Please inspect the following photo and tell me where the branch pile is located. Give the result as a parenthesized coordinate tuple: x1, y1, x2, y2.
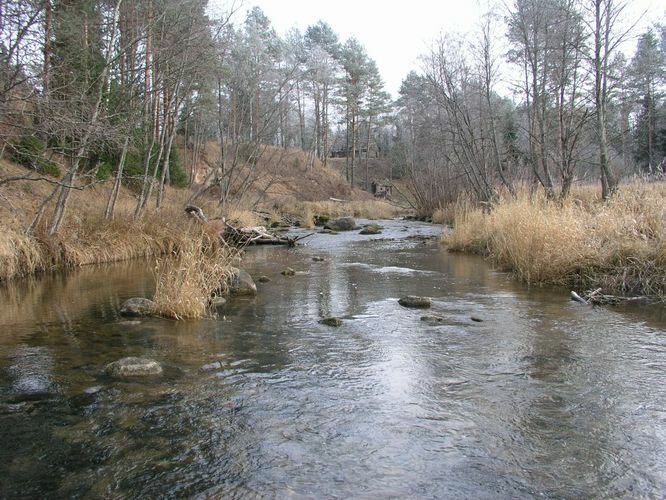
(222, 222, 313, 247)
(185, 205, 313, 247)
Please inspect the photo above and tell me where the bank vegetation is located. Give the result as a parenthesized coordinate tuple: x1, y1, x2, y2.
(443, 183, 666, 299)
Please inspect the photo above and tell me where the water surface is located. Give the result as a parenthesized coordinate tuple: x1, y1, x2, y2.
(1, 219, 665, 498)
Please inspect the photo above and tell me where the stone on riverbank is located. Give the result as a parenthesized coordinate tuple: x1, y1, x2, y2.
(399, 296, 432, 308)
(119, 298, 157, 317)
(105, 357, 163, 378)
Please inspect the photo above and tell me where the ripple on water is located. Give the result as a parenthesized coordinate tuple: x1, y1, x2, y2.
(0, 220, 665, 498)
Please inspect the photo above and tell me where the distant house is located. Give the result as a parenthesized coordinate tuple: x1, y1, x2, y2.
(371, 180, 392, 198)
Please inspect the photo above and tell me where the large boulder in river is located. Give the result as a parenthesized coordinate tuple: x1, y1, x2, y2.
(324, 217, 358, 232)
(228, 267, 257, 296)
(398, 296, 432, 308)
(120, 298, 157, 317)
(105, 357, 163, 378)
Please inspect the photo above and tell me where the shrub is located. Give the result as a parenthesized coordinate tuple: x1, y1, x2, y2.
(9, 136, 61, 177)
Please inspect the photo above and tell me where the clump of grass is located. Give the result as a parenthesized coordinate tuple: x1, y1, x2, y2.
(443, 182, 666, 298)
(443, 198, 489, 254)
(432, 206, 454, 225)
(223, 207, 261, 228)
(349, 200, 401, 219)
(287, 202, 315, 228)
(152, 230, 234, 319)
(0, 228, 44, 280)
(279, 199, 403, 221)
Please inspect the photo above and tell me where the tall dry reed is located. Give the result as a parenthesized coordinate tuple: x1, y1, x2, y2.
(280, 199, 402, 221)
(152, 229, 236, 319)
(442, 182, 666, 297)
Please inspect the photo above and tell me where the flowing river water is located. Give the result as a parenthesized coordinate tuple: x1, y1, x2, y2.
(1, 219, 665, 498)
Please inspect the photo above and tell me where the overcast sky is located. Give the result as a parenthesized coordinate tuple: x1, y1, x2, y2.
(213, 0, 665, 100)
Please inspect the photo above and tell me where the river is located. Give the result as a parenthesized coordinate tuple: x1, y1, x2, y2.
(1, 219, 665, 498)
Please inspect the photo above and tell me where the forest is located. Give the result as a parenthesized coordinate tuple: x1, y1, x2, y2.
(0, 0, 665, 298)
(2, 0, 665, 217)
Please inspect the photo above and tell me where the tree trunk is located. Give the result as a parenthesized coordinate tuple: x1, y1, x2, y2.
(105, 135, 129, 220)
(365, 115, 372, 190)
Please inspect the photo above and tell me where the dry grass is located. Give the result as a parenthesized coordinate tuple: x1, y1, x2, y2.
(0, 228, 44, 280)
(152, 229, 235, 320)
(280, 199, 403, 221)
(442, 182, 666, 298)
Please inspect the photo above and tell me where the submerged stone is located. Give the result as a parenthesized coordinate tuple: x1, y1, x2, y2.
(209, 297, 227, 308)
(119, 298, 157, 317)
(319, 317, 343, 327)
(281, 267, 296, 276)
(399, 296, 432, 308)
(421, 314, 447, 322)
(257, 276, 271, 283)
(312, 256, 326, 262)
(105, 357, 163, 378)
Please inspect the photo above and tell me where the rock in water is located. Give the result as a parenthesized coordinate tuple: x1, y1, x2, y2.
(105, 357, 163, 378)
(209, 297, 227, 308)
(324, 217, 358, 232)
(228, 267, 257, 296)
(119, 298, 157, 317)
(359, 224, 382, 235)
(319, 317, 343, 327)
(257, 276, 271, 283)
(421, 314, 446, 322)
(399, 296, 432, 308)
(281, 267, 296, 276)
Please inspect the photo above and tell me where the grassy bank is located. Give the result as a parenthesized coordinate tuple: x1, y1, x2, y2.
(0, 153, 405, 283)
(443, 183, 666, 299)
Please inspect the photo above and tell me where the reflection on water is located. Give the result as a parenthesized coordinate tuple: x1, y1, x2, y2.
(0, 219, 665, 498)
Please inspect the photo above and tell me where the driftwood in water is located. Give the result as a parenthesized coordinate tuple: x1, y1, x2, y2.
(185, 205, 314, 247)
(222, 222, 314, 247)
(571, 287, 651, 306)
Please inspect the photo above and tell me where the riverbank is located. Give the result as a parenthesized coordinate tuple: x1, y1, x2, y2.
(0, 157, 403, 283)
(443, 182, 666, 300)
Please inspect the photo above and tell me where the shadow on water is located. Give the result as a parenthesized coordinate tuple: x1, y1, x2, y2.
(0, 219, 665, 498)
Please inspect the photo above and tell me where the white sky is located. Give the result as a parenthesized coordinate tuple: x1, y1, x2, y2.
(213, 0, 665, 100)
